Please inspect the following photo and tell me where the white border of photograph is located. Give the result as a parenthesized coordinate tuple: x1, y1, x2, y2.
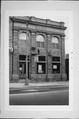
(1, 1, 76, 118)
(3, 9, 73, 111)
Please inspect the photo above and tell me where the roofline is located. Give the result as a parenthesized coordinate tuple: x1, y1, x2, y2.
(10, 17, 67, 30)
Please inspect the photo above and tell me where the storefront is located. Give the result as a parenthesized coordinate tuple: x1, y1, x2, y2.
(9, 16, 67, 82)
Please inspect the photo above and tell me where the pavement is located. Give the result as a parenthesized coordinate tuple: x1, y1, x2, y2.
(9, 81, 69, 94)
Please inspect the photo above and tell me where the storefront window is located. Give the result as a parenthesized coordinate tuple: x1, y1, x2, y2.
(37, 56, 46, 74)
(52, 63, 60, 73)
(37, 63, 46, 74)
(52, 56, 60, 74)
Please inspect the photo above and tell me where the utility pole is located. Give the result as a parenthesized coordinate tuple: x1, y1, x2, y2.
(25, 22, 29, 85)
(46, 34, 49, 82)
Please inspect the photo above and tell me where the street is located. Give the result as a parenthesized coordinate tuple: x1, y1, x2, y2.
(9, 87, 69, 105)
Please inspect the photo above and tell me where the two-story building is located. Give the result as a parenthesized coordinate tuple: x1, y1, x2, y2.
(9, 16, 67, 82)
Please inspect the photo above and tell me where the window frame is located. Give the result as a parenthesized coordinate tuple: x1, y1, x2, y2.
(37, 63, 46, 74)
(52, 56, 60, 74)
(37, 55, 46, 74)
(19, 32, 27, 40)
(36, 34, 45, 48)
(52, 63, 60, 74)
(51, 36, 59, 49)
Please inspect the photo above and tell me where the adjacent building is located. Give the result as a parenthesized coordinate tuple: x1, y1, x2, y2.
(65, 54, 69, 81)
(9, 16, 67, 82)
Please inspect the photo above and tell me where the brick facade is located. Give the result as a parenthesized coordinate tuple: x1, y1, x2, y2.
(9, 16, 67, 82)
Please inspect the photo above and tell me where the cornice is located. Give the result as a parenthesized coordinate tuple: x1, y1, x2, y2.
(10, 17, 67, 30)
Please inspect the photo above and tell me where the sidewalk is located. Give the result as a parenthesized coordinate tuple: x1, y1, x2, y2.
(9, 81, 69, 91)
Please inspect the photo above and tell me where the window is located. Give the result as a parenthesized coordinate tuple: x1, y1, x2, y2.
(52, 63, 60, 73)
(19, 55, 26, 60)
(37, 56, 46, 74)
(52, 56, 60, 74)
(37, 63, 46, 74)
(52, 56, 60, 61)
(36, 35, 45, 48)
(19, 33, 27, 40)
(39, 56, 46, 61)
(52, 37, 59, 49)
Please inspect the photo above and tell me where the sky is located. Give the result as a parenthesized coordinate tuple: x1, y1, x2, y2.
(19, 10, 69, 54)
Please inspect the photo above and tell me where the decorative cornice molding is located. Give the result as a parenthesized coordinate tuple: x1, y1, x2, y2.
(10, 16, 67, 30)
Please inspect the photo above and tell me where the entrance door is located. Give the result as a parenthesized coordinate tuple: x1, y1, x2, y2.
(19, 62, 26, 79)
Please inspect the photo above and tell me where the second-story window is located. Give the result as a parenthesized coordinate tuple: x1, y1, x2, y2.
(19, 33, 27, 40)
(52, 37, 59, 49)
(36, 35, 45, 48)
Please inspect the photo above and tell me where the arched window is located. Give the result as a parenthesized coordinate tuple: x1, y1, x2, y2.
(36, 35, 45, 48)
(19, 33, 27, 40)
(52, 37, 59, 49)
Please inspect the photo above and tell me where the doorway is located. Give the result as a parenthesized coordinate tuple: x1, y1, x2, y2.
(19, 62, 26, 79)
(19, 62, 30, 79)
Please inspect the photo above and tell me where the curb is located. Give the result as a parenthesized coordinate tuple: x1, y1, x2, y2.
(9, 84, 69, 94)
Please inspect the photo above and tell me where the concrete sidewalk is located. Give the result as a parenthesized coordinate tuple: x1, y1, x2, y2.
(9, 81, 69, 90)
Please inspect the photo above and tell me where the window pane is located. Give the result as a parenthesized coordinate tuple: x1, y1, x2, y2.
(41, 42, 44, 48)
(52, 63, 60, 73)
(19, 55, 26, 60)
(36, 35, 44, 42)
(52, 43, 55, 49)
(37, 63, 46, 74)
(39, 56, 45, 61)
(19, 33, 26, 40)
(52, 57, 60, 61)
(37, 41, 40, 47)
(52, 37, 59, 43)
(56, 44, 59, 49)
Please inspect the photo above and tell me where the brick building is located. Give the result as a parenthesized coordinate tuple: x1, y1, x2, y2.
(9, 16, 67, 82)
